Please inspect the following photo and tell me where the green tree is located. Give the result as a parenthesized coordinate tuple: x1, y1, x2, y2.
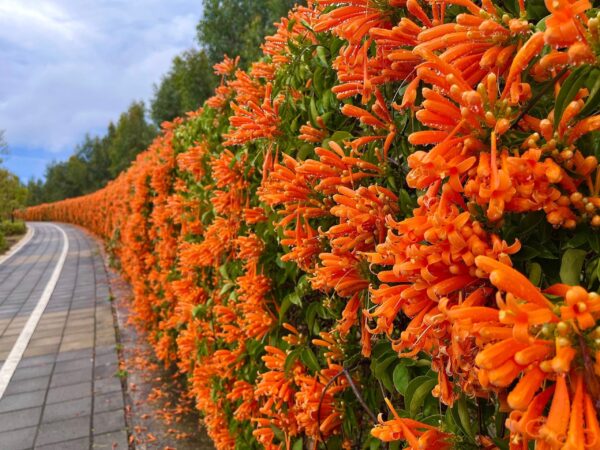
(26, 178, 46, 206)
(196, 0, 301, 68)
(0, 168, 28, 221)
(75, 134, 112, 192)
(43, 160, 81, 202)
(107, 101, 157, 177)
(151, 73, 182, 126)
(151, 49, 215, 125)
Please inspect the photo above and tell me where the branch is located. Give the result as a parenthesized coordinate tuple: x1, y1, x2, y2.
(343, 368, 378, 424)
(317, 369, 346, 443)
(317, 365, 379, 445)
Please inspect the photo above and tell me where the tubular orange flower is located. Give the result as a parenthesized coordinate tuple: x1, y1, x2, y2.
(372, 398, 451, 448)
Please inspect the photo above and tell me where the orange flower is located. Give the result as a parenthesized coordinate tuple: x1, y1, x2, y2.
(544, 0, 592, 47)
(372, 398, 451, 448)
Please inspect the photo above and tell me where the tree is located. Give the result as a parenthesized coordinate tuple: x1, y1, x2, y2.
(151, 49, 215, 125)
(26, 178, 45, 206)
(196, 0, 301, 68)
(30, 103, 155, 204)
(107, 101, 157, 177)
(75, 134, 112, 192)
(43, 160, 78, 202)
(151, 73, 182, 126)
(0, 168, 28, 221)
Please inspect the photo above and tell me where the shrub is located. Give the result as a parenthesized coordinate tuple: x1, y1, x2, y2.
(0, 220, 26, 236)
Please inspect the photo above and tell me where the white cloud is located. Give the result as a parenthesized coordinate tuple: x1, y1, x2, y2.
(0, 0, 201, 179)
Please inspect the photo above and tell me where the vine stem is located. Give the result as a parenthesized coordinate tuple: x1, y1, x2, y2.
(510, 67, 568, 129)
(317, 369, 346, 443)
(316, 366, 379, 444)
(343, 368, 378, 424)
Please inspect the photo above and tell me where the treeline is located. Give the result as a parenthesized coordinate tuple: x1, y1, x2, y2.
(28, 0, 299, 205)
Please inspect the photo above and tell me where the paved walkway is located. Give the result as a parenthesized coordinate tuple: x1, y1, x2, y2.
(0, 222, 128, 450)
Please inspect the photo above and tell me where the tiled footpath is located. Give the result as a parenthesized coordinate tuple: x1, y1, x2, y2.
(0, 222, 128, 449)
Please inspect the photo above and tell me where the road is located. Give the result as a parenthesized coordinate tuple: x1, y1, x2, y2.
(0, 222, 128, 450)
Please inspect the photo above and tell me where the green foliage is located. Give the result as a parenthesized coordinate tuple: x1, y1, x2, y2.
(34, 103, 156, 204)
(0, 220, 26, 236)
(26, 178, 45, 206)
(197, 0, 302, 67)
(0, 168, 28, 221)
(151, 49, 216, 125)
(107, 101, 157, 177)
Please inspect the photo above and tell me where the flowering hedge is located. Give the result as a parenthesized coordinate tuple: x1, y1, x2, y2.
(24, 1, 600, 448)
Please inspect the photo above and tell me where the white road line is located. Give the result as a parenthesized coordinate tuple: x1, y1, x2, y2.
(0, 223, 35, 266)
(0, 223, 69, 400)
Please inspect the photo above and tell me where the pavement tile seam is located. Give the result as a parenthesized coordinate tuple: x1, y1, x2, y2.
(0, 224, 128, 450)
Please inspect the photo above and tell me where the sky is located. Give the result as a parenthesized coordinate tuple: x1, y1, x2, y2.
(0, 0, 202, 182)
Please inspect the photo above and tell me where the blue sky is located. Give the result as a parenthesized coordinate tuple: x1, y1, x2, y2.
(0, 0, 202, 182)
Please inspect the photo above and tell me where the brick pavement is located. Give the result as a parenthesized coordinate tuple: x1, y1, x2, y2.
(0, 223, 128, 450)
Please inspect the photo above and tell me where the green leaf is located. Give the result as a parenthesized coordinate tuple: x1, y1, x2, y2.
(579, 68, 600, 118)
(192, 304, 206, 319)
(399, 189, 416, 216)
(309, 97, 319, 126)
(371, 340, 395, 361)
(560, 248, 587, 285)
(492, 438, 510, 450)
(286, 291, 302, 306)
(323, 131, 353, 150)
(389, 441, 401, 450)
(404, 376, 429, 410)
(316, 46, 329, 67)
(270, 425, 285, 442)
(535, 15, 549, 32)
(513, 242, 559, 261)
(528, 262, 542, 286)
(279, 296, 292, 322)
(326, 436, 343, 450)
(369, 438, 381, 450)
(589, 233, 600, 253)
(306, 302, 325, 335)
(393, 364, 410, 395)
(292, 439, 303, 450)
(565, 230, 589, 249)
(409, 378, 437, 417)
(457, 395, 474, 438)
(374, 355, 398, 385)
(554, 65, 591, 127)
(329, 130, 353, 142)
(301, 347, 321, 372)
(380, 368, 395, 392)
(219, 282, 234, 295)
(526, 0, 549, 20)
(586, 257, 599, 288)
(218, 264, 229, 280)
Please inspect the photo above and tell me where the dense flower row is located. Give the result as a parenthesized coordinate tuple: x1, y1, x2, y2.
(23, 1, 600, 449)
